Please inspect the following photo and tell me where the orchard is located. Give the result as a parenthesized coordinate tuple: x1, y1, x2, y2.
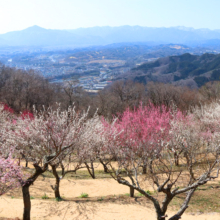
(1, 102, 220, 220)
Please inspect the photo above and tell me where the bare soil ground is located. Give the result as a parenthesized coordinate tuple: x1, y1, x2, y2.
(0, 176, 220, 220)
(1, 161, 220, 219)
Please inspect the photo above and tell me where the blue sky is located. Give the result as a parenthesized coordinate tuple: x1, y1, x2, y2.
(0, 0, 219, 34)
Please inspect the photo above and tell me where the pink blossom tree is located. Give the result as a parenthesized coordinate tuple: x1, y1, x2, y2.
(102, 104, 171, 197)
(0, 104, 23, 196)
(0, 153, 23, 196)
(102, 103, 220, 220)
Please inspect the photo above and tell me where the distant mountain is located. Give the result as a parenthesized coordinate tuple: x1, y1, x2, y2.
(0, 25, 105, 47)
(2, 25, 220, 48)
(68, 26, 220, 46)
(118, 53, 220, 88)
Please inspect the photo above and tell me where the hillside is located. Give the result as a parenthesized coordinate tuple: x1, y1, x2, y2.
(118, 53, 220, 88)
(64, 43, 195, 63)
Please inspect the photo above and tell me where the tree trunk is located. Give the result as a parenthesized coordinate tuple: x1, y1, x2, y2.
(103, 164, 108, 173)
(149, 160, 153, 174)
(99, 159, 108, 173)
(22, 164, 45, 220)
(155, 208, 166, 220)
(174, 152, 179, 166)
(142, 164, 147, 174)
(51, 165, 61, 199)
(112, 155, 117, 161)
(22, 185, 31, 220)
(130, 186, 134, 197)
(157, 216, 166, 220)
(85, 162, 95, 179)
(25, 159, 28, 168)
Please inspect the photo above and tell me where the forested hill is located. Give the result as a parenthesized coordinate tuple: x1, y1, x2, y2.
(119, 53, 220, 88)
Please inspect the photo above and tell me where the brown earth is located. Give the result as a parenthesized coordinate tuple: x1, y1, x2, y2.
(0, 176, 220, 220)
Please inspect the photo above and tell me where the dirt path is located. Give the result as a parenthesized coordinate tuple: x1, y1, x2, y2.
(1, 177, 220, 220)
(0, 197, 220, 220)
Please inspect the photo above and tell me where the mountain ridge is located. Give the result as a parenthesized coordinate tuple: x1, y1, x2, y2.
(2, 25, 220, 48)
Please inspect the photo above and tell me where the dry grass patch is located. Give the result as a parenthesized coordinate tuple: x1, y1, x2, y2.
(170, 184, 220, 213)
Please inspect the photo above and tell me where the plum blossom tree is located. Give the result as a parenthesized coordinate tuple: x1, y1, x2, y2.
(79, 113, 108, 178)
(167, 110, 186, 166)
(0, 153, 23, 196)
(12, 105, 89, 220)
(102, 103, 220, 220)
(49, 152, 84, 200)
(0, 104, 23, 196)
(102, 104, 171, 197)
(48, 112, 106, 199)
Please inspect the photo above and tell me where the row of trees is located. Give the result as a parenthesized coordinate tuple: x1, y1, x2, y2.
(1, 99, 220, 220)
(1, 65, 220, 118)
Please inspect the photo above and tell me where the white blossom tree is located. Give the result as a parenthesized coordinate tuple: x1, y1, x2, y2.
(12, 105, 89, 220)
(79, 113, 108, 178)
(48, 112, 106, 199)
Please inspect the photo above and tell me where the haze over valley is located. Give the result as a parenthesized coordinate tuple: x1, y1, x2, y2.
(1, 25, 220, 92)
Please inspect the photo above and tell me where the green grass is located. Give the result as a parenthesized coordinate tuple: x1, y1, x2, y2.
(39, 169, 113, 180)
(79, 193, 89, 198)
(41, 193, 49, 199)
(124, 193, 130, 197)
(170, 185, 220, 213)
(138, 190, 152, 197)
(55, 197, 63, 202)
